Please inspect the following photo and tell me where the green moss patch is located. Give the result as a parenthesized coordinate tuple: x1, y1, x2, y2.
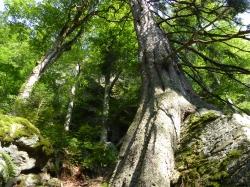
(0, 113, 52, 156)
(176, 142, 243, 186)
(181, 111, 220, 145)
(175, 111, 244, 187)
(0, 113, 40, 142)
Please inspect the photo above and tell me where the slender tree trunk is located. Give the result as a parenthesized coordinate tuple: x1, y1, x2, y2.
(18, 30, 81, 100)
(18, 48, 63, 100)
(101, 72, 121, 142)
(64, 63, 80, 131)
(101, 73, 111, 142)
(110, 0, 198, 186)
(17, 1, 97, 101)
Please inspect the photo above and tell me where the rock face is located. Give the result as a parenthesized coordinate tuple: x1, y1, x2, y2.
(15, 173, 61, 187)
(1, 145, 36, 175)
(0, 113, 53, 186)
(175, 110, 250, 186)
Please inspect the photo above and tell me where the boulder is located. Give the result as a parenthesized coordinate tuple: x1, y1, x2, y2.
(1, 145, 36, 175)
(14, 173, 61, 187)
(0, 113, 52, 185)
(175, 110, 250, 186)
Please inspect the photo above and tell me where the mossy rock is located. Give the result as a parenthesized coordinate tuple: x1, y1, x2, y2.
(0, 113, 40, 142)
(16, 173, 61, 187)
(176, 146, 243, 186)
(0, 113, 54, 186)
(175, 110, 250, 186)
(188, 111, 220, 128)
(0, 113, 52, 155)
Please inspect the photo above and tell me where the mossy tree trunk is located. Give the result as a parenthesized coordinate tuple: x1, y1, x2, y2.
(109, 0, 200, 186)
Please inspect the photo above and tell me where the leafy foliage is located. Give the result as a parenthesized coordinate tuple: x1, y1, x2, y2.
(0, 18, 38, 112)
(67, 124, 117, 173)
(0, 151, 16, 185)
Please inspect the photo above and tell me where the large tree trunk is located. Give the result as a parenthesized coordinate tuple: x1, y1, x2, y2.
(110, 1, 250, 186)
(109, 0, 198, 186)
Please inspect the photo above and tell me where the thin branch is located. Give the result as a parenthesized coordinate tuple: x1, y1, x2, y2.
(221, 41, 250, 53)
(185, 46, 250, 74)
(171, 40, 250, 74)
(183, 69, 249, 114)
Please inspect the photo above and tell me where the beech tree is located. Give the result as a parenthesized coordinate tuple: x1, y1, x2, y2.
(15, 0, 100, 100)
(110, 0, 250, 186)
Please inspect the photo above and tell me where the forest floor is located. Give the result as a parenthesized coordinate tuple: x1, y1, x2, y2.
(60, 165, 105, 187)
(61, 177, 104, 187)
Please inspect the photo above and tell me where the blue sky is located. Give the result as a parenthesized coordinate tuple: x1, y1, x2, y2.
(0, 0, 249, 25)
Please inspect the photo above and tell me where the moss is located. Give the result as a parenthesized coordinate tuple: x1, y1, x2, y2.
(189, 111, 219, 125)
(227, 149, 242, 158)
(208, 181, 221, 187)
(176, 137, 243, 187)
(187, 111, 220, 134)
(0, 113, 53, 155)
(180, 111, 220, 147)
(175, 111, 245, 186)
(101, 182, 109, 187)
(0, 113, 40, 142)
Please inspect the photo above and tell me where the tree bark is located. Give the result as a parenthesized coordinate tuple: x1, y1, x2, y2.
(101, 73, 111, 142)
(18, 2, 96, 101)
(110, 0, 198, 186)
(101, 72, 121, 142)
(18, 34, 80, 101)
(64, 63, 80, 131)
(18, 48, 63, 100)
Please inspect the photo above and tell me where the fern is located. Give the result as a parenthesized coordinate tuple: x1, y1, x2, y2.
(0, 151, 16, 184)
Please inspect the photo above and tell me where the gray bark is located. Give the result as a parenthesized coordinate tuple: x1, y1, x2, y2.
(18, 48, 62, 100)
(110, 0, 197, 186)
(18, 2, 96, 101)
(100, 73, 111, 142)
(18, 37, 79, 101)
(110, 1, 250, 186)
(64, 63, 80, 131)
(101, 72, 121, 142)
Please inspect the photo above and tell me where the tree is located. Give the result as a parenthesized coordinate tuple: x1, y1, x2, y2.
(0, 13, 38, 112)
(83, 5, 138, 142)
(64, 63, 81, 131)
(0, 0, 249, 185)
(110, 0, 250, 186)
(14, 0, 100, 100)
